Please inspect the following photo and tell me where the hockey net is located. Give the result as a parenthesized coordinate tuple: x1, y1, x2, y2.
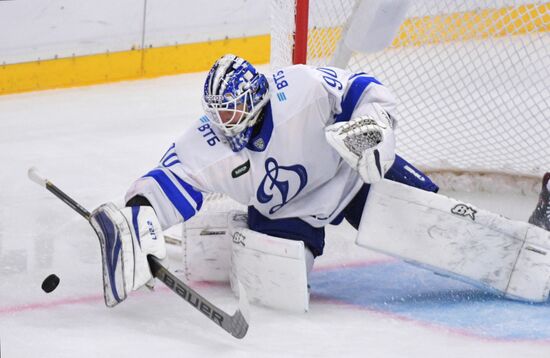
(270, 0, 550, 192)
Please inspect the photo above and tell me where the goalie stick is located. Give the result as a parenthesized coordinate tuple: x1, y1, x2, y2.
(27, 167, 249, 339)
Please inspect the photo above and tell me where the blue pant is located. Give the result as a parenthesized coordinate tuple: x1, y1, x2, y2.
(247, 155, 438, 257)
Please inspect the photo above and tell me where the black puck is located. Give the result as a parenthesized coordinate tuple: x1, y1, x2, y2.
(41, 274, 60, 293)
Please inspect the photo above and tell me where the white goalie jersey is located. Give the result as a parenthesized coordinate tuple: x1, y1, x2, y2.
(125, 64, 397, 229)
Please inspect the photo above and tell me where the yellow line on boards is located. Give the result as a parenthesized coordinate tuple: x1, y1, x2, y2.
(0, 3, 547, 95)
(0, 34, 270, 95)
(394, 3, 550, 47)
(307, 3, 549, 59)
(0, 51, 143, 95)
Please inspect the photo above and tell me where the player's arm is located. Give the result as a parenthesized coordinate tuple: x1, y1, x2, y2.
(317, 67, 398, 183)
(125, 141, 207, 228)
(89, 142, 207, 305)
(125, 167, 204, 230)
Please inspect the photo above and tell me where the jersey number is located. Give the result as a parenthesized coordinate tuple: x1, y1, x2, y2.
(317, 67, 343, 90)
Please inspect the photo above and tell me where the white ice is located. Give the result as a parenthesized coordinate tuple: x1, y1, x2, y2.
(0, 70, 547, 357)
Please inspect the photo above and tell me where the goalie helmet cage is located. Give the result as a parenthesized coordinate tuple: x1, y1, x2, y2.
(270, 0, 550, 190)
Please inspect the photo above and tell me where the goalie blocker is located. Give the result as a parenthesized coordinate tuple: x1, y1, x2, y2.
(90, 203, 167, 306)
(357, 179, 550, 302)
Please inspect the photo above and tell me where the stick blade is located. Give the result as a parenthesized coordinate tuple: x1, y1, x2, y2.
(236, 280, 250, 323)
(228, 309, 249, 339)
(225, 280, 250, 339)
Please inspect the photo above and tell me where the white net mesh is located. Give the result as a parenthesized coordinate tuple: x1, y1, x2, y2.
(271, 0, 550, 178)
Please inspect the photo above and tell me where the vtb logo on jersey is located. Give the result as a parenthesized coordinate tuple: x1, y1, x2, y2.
(256, 157, 308, 214)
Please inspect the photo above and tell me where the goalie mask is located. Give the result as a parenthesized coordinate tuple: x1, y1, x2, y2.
(202, 54, 270, 152)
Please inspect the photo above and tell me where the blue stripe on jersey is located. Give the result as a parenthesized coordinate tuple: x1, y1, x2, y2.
(334, 76, 382, 123)
(348, 72, 369, 81)
(144, 169, 196, 220)
(173, 175, 204, 211)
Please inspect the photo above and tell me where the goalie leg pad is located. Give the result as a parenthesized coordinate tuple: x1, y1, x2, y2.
(90, 203, 166, 307)
(229, 215, 312, 312)
(180, 211, 247, 282)
(356, 180, 550, 302)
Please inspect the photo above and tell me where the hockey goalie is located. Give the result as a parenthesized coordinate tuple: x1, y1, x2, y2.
(88, 54, 550, 312)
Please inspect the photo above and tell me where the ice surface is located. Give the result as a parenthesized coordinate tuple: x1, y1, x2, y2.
(0, 71, 548, 357)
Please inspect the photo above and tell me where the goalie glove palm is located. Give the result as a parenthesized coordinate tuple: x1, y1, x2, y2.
(325, 103, 396, 183)
(90, 203, 167, 307)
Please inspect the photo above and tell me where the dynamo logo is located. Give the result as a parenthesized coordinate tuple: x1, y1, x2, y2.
(256, 157, 308, 214)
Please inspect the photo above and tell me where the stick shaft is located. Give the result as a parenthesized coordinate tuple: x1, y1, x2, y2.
(45, 181, 91, 220)
(28, 167, 90, 219)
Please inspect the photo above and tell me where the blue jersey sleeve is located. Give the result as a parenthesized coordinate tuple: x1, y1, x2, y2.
(125, 142, 206, 229)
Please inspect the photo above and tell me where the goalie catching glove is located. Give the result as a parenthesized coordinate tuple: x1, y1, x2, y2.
(90, 203, 167, 307)
(325, 103, 396, 183)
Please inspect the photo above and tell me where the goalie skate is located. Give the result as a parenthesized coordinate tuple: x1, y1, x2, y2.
(528, 172, 550, 231)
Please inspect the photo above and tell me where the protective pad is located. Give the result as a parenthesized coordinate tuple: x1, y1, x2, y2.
(90, 204, 166, 307)
(356, 179, 550, 302)
(181, 211, 247, 282)
(229, 217, 310, 312)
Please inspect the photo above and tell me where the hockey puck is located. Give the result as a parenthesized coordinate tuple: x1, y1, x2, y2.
(41, 274, 60, 293)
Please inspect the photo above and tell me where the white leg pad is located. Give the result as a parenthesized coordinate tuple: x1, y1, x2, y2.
(180, 211, 247, 282)
(356, 179, 550, 302)
(229, 217, 310, 312)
